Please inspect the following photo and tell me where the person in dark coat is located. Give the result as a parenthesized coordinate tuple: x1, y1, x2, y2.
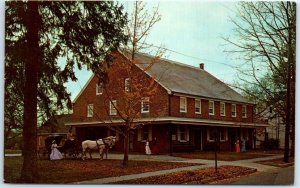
(151, 137, 159, 155)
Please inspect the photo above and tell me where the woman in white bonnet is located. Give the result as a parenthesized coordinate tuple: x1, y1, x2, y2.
(50, 140, 63, 160)
(145, 139, 151, 155)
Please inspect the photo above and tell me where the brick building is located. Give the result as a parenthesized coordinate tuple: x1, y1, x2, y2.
(66, 51, 268, 154)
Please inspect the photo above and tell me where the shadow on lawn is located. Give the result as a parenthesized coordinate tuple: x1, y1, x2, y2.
(173, 150, 282, 161)
(4, 156, 199, 183)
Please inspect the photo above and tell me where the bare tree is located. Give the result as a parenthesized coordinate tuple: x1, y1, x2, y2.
(101, 1, 165, 166)
(223, 2, 296, 162)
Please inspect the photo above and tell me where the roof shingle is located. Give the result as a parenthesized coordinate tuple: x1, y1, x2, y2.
(133, 52, 252, 104)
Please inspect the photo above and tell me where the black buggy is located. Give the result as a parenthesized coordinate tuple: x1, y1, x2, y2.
(39, 134, 81, 159)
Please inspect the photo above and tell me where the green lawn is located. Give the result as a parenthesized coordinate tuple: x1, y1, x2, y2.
(4, 149, 22, 154)
(173, 151, 278, 161)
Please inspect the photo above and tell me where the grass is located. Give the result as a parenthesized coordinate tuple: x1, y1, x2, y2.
(114, 166, 257, 184)
(257, 157, 294, 167)
(4, 157, 199, 183)
(5, 149, 22, 154)
(173, 151, 278, 161)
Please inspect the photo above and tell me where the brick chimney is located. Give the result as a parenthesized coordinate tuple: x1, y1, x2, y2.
(199, 63, 204, 70)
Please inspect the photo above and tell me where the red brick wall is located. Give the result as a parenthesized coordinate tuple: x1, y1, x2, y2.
(72, 52, 169, 122)
(169, 95, 253, 123)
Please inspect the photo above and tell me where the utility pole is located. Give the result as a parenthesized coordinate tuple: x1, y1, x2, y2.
(214, 127, 218, 173)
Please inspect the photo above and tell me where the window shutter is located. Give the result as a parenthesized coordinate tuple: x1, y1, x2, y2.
(148, 126, 152, 141)
(177, 126, 180, 141)
(137, 128, 142, 141)
(186, 127, 190, 141)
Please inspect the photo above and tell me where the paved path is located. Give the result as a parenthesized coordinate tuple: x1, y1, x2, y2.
(74, 153, 294, 185)
(229, 165, 294, 185)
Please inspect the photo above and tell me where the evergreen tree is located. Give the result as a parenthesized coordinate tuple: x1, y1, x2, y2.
(5, 1, 128, 182)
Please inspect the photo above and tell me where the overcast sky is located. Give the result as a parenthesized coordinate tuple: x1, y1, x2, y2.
(65, 1, 243, 101)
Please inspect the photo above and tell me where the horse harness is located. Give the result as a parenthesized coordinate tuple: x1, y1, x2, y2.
(95, 138, 110, 150)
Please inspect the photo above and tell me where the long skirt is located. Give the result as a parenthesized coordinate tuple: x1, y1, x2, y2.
(50, 148, 63, 160)
(145, 145, 151, 155)
(152, 144, 159, 155)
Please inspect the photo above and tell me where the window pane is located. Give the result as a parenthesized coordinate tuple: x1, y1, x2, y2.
(220, 128, 225, 141)
(141, 97, 150, 113)
(96, 83, 103, 95)
(110, 101, 117, 115)
(242, 105, 247, 117)
(179, 126, 186, 140)
(195, 99, 201, 113)
(231, 104, 236, 116)
(180, 97, 186, 112)
(87, 104, 93, 117)
(209, 101, 214, 115)
(125, 78, 130, 92)
(220, 103, 225, 116)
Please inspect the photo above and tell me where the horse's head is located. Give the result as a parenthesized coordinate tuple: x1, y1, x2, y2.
(106, 136, 117, 149)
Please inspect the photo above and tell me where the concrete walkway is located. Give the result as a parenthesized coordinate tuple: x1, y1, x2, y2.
(229, 165, 294, 185)
(75, 153, 294, 185)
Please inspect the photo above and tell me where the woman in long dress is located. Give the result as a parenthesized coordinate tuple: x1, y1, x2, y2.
(235, 138, 240, 153)
(145, 139, 151, 155)
(50, 140, 63, 160)
(152, 137, 159, 155)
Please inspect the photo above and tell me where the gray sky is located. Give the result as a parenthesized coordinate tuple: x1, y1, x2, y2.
(66, 1, 242, 101)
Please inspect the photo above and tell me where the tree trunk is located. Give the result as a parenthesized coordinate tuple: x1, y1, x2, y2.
(284, 2, 293, 163)
(290, 123, 295, 157)
(20, 1, 40, 182)
(123, 126, 130, 166)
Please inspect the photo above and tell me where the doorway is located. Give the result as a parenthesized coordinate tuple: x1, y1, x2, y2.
(194, 128, 202, 150)
(229, 128, 237, 151)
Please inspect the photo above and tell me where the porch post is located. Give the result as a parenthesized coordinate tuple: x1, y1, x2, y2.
(169, 124, 173, 156)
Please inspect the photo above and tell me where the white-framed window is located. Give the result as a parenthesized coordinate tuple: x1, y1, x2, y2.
(177, 125, 189, 142)
(96, 83, 103, 95)
(231, 104, 237, 117)
(220, 102, 226, 116)
(109, 100, 117, 115)
(137, 125, 152, 141)
(180, 97, 187, 112)
(219, 127, 227, 141)
(207, 127, 216, 141)
(207, 127, 227, 142)
(209, 101, 214, 115)
(141, 97, 150, 113)
(125, 78, 130, 92)
(195, 99, 201, 114)
(87, 104, 94, 117)
(242, 105, 247, 118)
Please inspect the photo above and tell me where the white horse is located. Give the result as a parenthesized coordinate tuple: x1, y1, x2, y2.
(81, 136, 116, 160)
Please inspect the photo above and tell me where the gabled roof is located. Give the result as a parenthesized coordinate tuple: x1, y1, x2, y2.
(72, 50, 253, 104)
(133, 52, 253, 104)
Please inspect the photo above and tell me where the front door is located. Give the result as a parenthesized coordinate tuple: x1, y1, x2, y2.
(194, 128, 202, 150)
(229, 128, 237, 151)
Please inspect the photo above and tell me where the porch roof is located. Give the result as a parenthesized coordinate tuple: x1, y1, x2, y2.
(65, 117, 268, 128)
